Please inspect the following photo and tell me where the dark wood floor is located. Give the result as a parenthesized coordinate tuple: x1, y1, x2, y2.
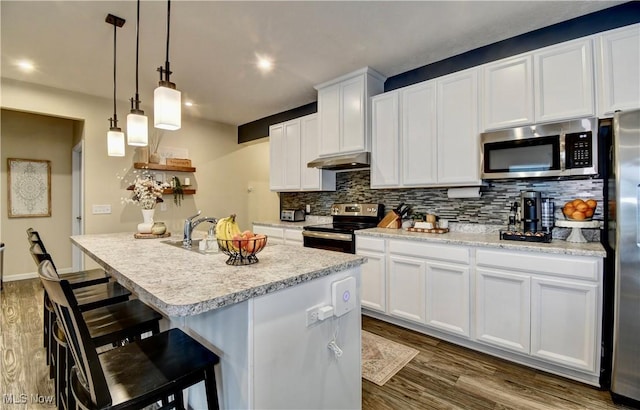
(0, 279, 633, 410)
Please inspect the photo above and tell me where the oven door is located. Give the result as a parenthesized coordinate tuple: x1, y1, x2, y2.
(302, 231, 355, 254)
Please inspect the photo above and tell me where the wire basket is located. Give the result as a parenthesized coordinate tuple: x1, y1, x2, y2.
(217, 236, 268, 265)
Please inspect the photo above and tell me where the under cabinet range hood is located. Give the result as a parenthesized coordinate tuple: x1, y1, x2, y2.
(307, 152, 370, 170)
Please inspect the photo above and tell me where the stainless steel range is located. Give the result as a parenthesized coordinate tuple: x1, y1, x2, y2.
(302, 203, 384, 254)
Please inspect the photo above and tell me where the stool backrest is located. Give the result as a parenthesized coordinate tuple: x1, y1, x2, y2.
(38, 260, 112, 408)
(26, 228, 48, 253)
(29, 242, 58, 272)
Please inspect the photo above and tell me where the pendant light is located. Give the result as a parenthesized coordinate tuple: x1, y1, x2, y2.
(127, 0, 148, 146)
(154, 0, 181, 130)
(106, 14, 126, 157)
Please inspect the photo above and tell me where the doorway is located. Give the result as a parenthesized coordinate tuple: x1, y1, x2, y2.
(72, 141, 84, 270)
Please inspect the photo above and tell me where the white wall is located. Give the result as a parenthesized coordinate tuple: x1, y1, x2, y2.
(0, 78, 279, 279)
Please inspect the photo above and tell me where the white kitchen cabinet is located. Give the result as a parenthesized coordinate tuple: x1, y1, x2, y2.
(370, 91, 400, 187)
(531, 276, 599, 372)
(252, 225, 284, 245)
(596, 23, 640, 116)
(475, 268, 531, 354)
(269, 114, 335, 192)
(482, 54, 535, 130)
(315, 67, 385, 156)
(402, 81, 438, 186)
(437, 68, 481, 185)
(534, 38, 595, 122)
(388, 255, 426, 324)
(283, 228, 303, 246)
(425, 261, 470, 337)
(356, 236, 387, 313)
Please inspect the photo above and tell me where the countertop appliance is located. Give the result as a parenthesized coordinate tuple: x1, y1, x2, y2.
(605, 109, 640, 406)
(280, 209, 305, 222)
(481, 117, 598, 179)
(302, 203, 384, 254)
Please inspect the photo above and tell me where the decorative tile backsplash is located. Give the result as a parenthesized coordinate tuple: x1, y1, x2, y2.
(281, 170, 604, 227)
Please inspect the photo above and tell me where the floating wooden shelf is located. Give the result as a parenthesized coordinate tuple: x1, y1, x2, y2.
(126, 186, 196, 195)
(133, 162, 196, 172)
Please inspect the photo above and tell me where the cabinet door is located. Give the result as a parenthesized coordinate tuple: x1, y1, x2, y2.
(402, 81, 437, 186)
(437, 69, 481, 185)
(476, 268, 531, 354)
(388, 255, 426, 324)
(283, 229, 303, 246)
(370, 92, 400, 188)
(283, 121, 301, 190)
(252, 225, 284, 245)
(269, 124, 285, 191)
(425, 261, 470, 337)
(531, 276, 599, 372)
(318, 84, 341, 156)
(300, 115, 322, 190)
(482, 55, 534, 130)
(341, 75, 366, 153)
(358, 250, 387, 313)
(534, 39, 595, 122)
(597, 24, 640, 115)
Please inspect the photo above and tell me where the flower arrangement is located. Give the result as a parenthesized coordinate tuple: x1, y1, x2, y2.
(129, 176, 169, 209)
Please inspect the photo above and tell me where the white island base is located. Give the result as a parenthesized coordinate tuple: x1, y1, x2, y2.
(177, 267, 362, 410)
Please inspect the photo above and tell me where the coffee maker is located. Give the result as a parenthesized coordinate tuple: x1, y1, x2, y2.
(520, 190, 542, 232)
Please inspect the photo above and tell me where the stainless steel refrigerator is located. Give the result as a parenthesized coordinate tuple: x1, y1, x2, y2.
(609, 109, 640, 405)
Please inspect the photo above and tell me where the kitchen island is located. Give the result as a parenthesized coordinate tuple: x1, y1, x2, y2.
(71, 232, 366, 410)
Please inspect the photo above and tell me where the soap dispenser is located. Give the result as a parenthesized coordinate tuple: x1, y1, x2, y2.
(206, 225, 218, 253)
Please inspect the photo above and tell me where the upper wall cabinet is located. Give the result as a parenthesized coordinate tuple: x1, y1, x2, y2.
(371, 69, 479, 189)
(269, 114, 336, 192)
(482, 38, 596, 130)
(315, 67, 386, 156)
(534, 38, 595, 123)
(596, 23, 640, 116)
(482, 55, 535, 130)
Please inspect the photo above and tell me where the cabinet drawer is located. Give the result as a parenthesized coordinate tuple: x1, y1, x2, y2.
(356, 236, 385, 253)
(476, 249, 600, 281)
(389, 240, 470, 264)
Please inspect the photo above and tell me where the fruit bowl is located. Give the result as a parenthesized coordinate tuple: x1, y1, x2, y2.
(562, 198, 597, 222)
(217, 235, 267, 265)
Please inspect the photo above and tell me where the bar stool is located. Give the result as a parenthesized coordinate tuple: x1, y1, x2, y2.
(39, 261, 164, 410)
(39, 260, 220, 410)
(29, 243, 132, 374)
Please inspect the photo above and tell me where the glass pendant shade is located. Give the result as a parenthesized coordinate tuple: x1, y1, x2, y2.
(127, 112, 148, 146)
(154, 85, 181, 130)
(107, 129, 126, 157)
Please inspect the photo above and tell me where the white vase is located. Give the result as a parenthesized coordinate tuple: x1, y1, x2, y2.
(137, 209, 155, 234)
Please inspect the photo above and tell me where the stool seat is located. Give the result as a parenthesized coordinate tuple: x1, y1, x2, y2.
(73, 281, 131, 312)
(59, 268, 111, 288)
(71, 329, 219, 410)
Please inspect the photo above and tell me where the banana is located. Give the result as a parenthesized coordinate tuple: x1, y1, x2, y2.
(215, 214, 240, 252)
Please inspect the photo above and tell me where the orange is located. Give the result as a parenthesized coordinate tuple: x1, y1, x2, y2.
(576, 203, 588, 212)
(563, 205, 575, 216)
(572, 198, 585, 206)
(585, 208, 594, 217)
(571, 210, 586, 220)
(586, 199, 597, 209)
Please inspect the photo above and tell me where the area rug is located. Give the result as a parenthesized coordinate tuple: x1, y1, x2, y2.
(362, 330, 419, 386)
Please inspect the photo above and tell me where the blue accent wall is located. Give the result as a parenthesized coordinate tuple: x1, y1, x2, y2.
(237, 2, 640, 143)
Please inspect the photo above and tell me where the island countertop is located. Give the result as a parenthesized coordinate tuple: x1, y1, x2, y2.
(71, 233, 366, 317)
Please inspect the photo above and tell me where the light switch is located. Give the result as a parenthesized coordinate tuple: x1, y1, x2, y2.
(92, 204, 112, 214)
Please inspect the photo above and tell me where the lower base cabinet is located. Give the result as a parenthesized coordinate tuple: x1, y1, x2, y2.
(357, 234, 603, 385)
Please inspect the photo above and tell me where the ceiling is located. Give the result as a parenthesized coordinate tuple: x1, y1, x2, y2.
(1, 1, 625, 127)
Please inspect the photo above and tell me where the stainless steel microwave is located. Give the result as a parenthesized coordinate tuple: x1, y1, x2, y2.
(480, 117, 598, 179)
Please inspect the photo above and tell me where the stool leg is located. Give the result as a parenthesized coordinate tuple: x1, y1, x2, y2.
(204, 367, 219, 410)
(56, 340, 65, 410)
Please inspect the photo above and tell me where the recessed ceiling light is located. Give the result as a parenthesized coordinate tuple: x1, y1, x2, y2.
(256, 55, 273, 72)
(17, 60, 35, 72)
(184, 101, 193, 107)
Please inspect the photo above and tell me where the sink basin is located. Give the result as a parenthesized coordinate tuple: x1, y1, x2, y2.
(162, 238, 212, 254)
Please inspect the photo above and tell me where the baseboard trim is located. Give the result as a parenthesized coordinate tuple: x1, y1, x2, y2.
(2, 267, 75, 283)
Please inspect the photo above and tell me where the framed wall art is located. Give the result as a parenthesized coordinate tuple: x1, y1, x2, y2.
(7, 158, 51, 218)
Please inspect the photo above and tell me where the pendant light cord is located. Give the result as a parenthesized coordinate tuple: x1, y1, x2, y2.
(165, 0, 171, 66)
(112, 22, 118, 122)
(134, 0, 141, 107)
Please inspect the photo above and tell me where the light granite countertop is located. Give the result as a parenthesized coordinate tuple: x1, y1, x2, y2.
(357, 228, 605, 257)
(71, 233, 365, 317)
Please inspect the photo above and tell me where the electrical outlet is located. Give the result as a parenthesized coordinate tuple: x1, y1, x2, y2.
(306, 305, 323, 327)
(92, 204, 111, 214)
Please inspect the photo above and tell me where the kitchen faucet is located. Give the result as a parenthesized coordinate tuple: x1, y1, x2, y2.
(183, 210, 217, 248)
